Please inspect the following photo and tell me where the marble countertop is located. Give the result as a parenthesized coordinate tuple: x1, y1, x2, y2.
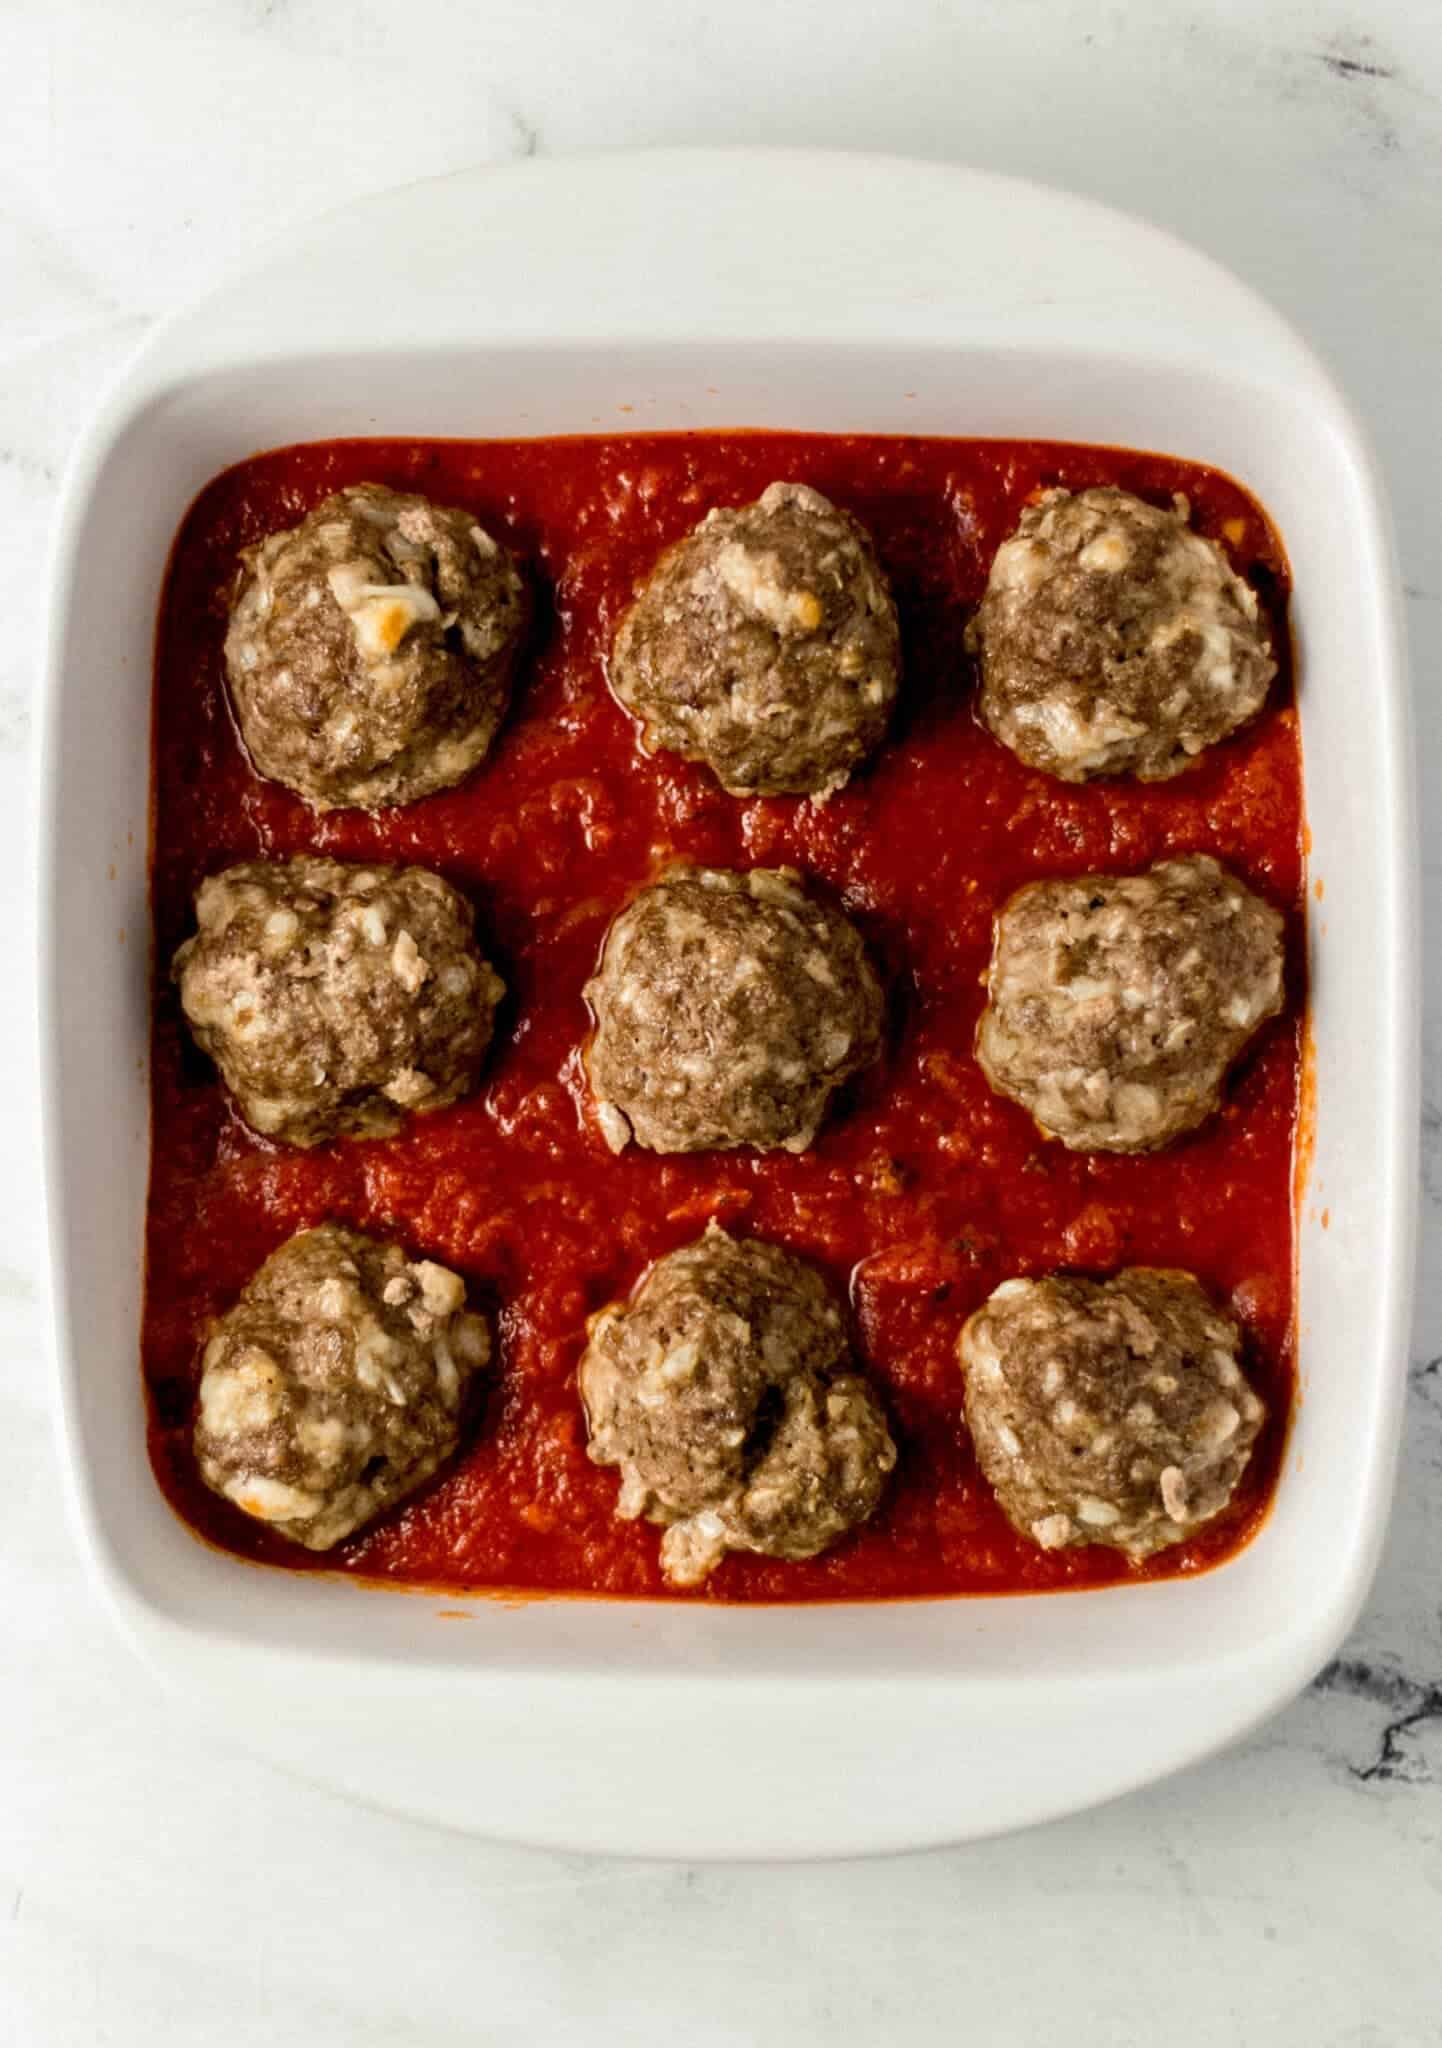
(4, 0, 1440, 2040)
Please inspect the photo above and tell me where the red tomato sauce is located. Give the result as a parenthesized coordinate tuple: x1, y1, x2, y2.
(146, 433, 1304, 1601)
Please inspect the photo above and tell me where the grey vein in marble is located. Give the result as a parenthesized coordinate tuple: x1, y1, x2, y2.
(1315, 1659, 1442, 1784)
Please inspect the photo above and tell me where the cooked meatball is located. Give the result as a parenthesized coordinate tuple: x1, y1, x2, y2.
(224, 483, 528, 810)
(584, 864, 884, 1155)
(579, 1224, 896, 1584)
(195, 1224, 489, 1549)
(959, 1268, 1265, 1559)
(609, 481, 900, 797)
(173, 856, 505, 1147)
(976, 854, 1284, 1152)
(967, 487, 1275, 781)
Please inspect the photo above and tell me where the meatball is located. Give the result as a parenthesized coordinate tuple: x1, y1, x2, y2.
(195, 1224, 490, 1549)
(967, 487, 1275, 781)
(224, 482, 528, 810)
(609, 481, 900, 797)
(579, 1225, 896, 1585)
(959, 1268, 1266, 1559)
(173, 856, 505, 1147)
(976, 854, 1284, 1152)
(584, 864, 884, 1155)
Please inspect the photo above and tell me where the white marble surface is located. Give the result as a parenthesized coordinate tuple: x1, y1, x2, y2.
(4, 0, 1441, 2039)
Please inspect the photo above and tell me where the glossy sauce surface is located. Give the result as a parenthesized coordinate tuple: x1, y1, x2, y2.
(146, 433, 1304, 1600)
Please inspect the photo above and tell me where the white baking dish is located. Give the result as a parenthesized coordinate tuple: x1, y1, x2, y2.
(38, 151, 1417, 1858)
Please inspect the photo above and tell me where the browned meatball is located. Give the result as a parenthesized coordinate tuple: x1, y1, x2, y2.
(609, 481, 900, 797)
(224, 483, 528, 810)
(959, 1269, 1266, 1559)
(976, 854, 1284, 1152)
(173, 856, 505, 1147)
(195, 1224, 490, 1549)
(579, 1225, 896, 1584)
(968, 488, 1275, 781)
(584, 865, 884, 1155)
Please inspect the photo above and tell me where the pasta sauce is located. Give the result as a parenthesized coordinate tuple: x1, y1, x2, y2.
(146, 432, 1304, 1600)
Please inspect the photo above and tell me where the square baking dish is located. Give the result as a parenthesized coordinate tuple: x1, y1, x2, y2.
(38, 151, 1417, 1857)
